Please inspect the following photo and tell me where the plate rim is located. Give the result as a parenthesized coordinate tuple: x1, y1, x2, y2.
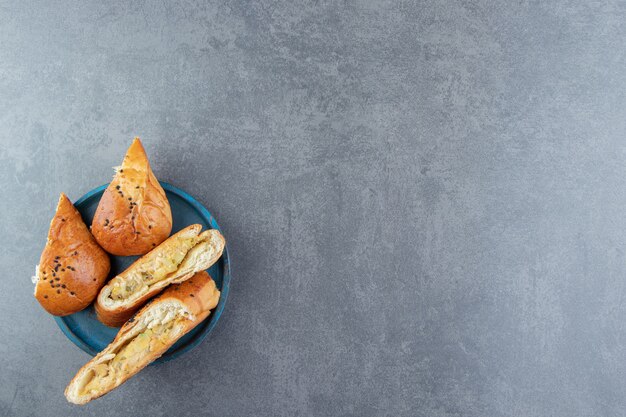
(53, 181, 231, 364)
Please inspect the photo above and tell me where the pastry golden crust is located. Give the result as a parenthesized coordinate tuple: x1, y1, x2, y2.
(65, 271, 220, 405)
(91, 138, 172, 256)
(33, 193, 111, 316)
(95, 224, 225, 327)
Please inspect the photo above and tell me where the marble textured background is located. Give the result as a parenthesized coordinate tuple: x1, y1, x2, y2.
(1, 1, 625, 416)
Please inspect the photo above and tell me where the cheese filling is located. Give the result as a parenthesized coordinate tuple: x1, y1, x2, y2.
(31, 264, 40, 285)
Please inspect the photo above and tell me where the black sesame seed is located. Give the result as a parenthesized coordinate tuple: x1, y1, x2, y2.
(116, 185, 120, 190)
(128, 197, 132, 201)
(55, 256, 60, 259)
(70, 291, 75, 295)
(44, 295, 48, 299)
(135, 186, 139, 189)
(61, 284, 66, 288)
(190, 294, 194, 297)
(61, 269, 65, 272)
(57, 289, 61, 294)
(55, 277, 60, 281)
(74, 251, 78, 255)
(120, 169, 124, 172)
(148, 225, 152, 229)
(152, 243, 156, 247)
(93, 278, 96, 281)
(61, 218, 65, 222)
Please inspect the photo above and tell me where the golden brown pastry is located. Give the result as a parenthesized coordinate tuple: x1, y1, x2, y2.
(95, 224, 225, 327)
(33, 193, 111, 316)
(91, 137, 172, 256)
(65, 271, 220, 405)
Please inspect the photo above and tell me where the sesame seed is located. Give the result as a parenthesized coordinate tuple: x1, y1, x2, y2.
(57, 290, 61, 294)
(61, 284, 66, 288)
(44, 295, 48, 299)
(116, 185, 120, 190)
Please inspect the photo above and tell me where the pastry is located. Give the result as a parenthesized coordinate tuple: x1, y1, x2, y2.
(33, 193, 110, 316)
(95, 224, 225, 327)
(91, 138, 172, 256)
(65, 271, 220, 404)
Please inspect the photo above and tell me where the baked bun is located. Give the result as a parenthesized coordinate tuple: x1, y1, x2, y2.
(33, 193, 111, 316)
(65, 271, 220, 405)
(95, 224, 225, 327)
(91, 138, 172, 256)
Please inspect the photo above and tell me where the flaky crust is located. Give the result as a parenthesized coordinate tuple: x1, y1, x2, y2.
(91, 138, 172, 256)
(95, 224, 225, 327)
(65, 271, 220, 405)
(34, 193, 111, 316)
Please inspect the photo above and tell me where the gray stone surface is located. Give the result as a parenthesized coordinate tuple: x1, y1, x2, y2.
(0, 0, 625, 416)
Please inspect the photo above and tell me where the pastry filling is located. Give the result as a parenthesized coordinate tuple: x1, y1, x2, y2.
(105, 232, 218, 305)
(31, 264, 40, 285)
(77, 304, 191, 396)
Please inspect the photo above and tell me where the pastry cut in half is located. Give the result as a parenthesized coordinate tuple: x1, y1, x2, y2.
(95, 224, 225, 327)
(91, 137, 172, 256)
(65, 271, 220, 405)
(33, 193, 110, 316)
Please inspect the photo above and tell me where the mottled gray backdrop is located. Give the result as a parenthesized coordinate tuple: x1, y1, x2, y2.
(1, 1, 625, 416)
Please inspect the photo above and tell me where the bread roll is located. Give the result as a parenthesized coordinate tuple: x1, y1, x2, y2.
(33, 193, 111, 316)
(91, 138, 172, 256)
(65, 271, 220, 405)
(95, 224, 225, 327)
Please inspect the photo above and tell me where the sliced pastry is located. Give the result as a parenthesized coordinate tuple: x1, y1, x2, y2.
(95, 224, 225, 327)
(65, 271, 220, 404)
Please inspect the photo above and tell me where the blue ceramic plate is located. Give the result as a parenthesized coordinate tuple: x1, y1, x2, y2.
(54, 182, 231, 364)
